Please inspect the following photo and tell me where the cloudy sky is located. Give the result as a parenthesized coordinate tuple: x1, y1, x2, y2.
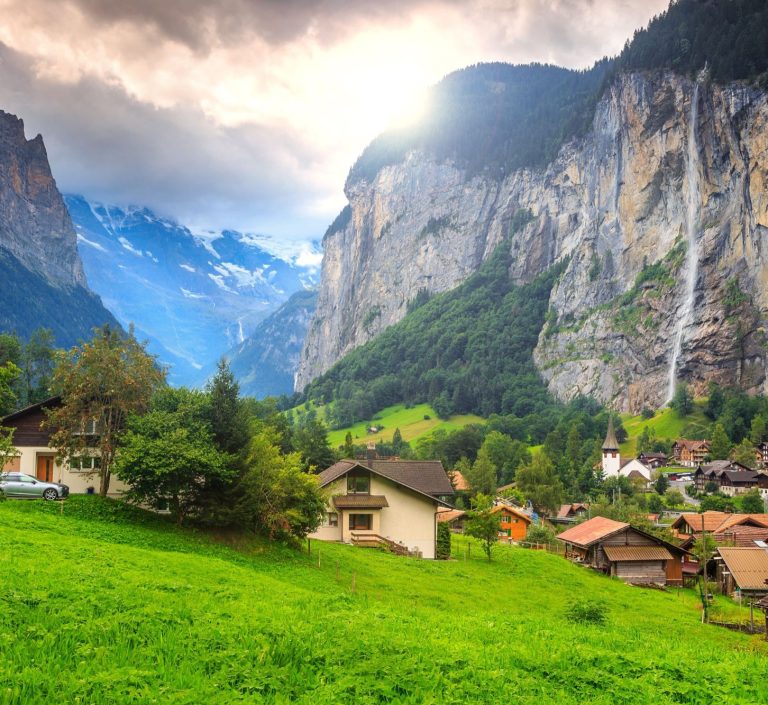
(0, 0, 667, 248)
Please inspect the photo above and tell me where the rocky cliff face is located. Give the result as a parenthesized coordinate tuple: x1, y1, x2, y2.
(0, 110, 118, 346)
(0, 111, 86, 288)
(297, 71, 768, 412)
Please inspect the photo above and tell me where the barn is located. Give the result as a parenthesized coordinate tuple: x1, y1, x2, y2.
(557, 516, 687, 586)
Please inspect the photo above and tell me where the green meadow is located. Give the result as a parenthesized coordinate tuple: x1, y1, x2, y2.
(620, 403, 711, 457)
(318, 403, 483, 449)
(1, 497, 766, 704)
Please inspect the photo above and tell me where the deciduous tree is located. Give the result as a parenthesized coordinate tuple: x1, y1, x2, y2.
(710, 423, 732, 460)
(464, 493, 499, 561)
(516, 453, 563, 514)
(46, 326, 165, 496)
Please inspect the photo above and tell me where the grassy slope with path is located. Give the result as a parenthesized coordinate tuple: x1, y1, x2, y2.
(1, 497, 766, 704)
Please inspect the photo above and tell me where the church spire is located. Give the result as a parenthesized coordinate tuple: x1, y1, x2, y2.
(602, 417, 619, 451)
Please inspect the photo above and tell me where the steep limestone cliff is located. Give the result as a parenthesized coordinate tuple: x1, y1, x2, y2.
(0, 110, 118, 345)
(297, 71, 768, 412)
(0, 111, 86, 288)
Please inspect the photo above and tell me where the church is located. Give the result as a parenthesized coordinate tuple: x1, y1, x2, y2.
(601, 418, 653, 485)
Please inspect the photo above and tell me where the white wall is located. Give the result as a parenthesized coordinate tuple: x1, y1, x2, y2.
(6, 446, 127, 496)
(308, 475, 438, 558)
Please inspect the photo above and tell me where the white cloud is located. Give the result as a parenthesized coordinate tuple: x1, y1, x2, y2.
(179, 263, 196, 272)
(118, 236, 143, 256)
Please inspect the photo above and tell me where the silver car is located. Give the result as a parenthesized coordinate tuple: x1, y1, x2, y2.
(0, 472, 69, 500)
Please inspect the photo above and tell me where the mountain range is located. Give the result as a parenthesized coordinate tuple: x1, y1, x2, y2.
(65, 195, 320, 387)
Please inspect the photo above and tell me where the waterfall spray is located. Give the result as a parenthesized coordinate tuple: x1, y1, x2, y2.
(666, 81, 701, 404)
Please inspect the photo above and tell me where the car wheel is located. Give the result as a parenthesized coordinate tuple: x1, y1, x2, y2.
(42, 488, 58, 501)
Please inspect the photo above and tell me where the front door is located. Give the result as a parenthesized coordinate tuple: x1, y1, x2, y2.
(36, 455, 54, 482)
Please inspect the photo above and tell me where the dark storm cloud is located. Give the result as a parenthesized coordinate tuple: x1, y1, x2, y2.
(64, 0, 456, 48)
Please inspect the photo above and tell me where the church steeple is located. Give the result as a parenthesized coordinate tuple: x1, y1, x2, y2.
(601, 417, 620, 477)
(602, 417, 619, 451)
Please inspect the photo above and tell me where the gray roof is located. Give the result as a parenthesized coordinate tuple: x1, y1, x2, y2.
(316, 459, 454, 501)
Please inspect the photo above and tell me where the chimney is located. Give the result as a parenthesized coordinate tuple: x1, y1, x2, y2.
(366, 440, 376, 463)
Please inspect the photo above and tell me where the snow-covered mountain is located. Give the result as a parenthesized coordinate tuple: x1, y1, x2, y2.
(66, 195, 321, 386)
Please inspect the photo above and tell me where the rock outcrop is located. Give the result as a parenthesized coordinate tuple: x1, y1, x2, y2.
(0, 110, 118, 345)
(0, 111, 86, 288)
(297, 71, 768, 412)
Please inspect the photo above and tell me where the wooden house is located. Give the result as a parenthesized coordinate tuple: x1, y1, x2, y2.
(638, 452, 668, 469)
(309, 459, 454, 559)
(716, 547, 768, 598)
(437, 508, 466, 533)
(694, 460, 767, 495)
(555, 503, 590, 523)
(1, 397, 126, 496)
(491, 504, 532, 541)
(557, 516, 687, 586)
(672, 439, 711, 467)
(756, 441, 768, 468)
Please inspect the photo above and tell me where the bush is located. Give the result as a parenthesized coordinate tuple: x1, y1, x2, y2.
(566, 600, 608, 626)
(641, 407, 655, 420)
(525, 523, 556, 546)
(436, 521, 452, 560)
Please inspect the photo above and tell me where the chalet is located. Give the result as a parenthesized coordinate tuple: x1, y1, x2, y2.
(672, 439, 711, 467)
(555, 503, 590, 523)
(309, 459, 454, 559)
(756, 441, 768, 468)
(694, 460, 767, 495)
(638, 452, 668, 469)
(557, 516, 687, 586)
(1, 397, 126, 496)
(491, 504, 532, 541)
(715, 547, 768, 598)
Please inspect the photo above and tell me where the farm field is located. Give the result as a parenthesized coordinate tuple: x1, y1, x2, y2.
(1, 497, 766, 704)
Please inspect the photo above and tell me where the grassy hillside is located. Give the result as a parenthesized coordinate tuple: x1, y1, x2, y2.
(620, 403, 711, 457)
(1, 497, 766, 704)
(325, 403, 483, 448)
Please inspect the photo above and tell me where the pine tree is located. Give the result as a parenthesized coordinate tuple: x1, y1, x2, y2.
(467, 446, 497, 496)
(750, 414, 767, 445)
(207, 358, 249, 456)
(710, 423, 732, 460)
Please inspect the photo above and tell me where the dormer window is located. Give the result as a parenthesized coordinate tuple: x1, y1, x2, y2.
(347, 471, 370, 494)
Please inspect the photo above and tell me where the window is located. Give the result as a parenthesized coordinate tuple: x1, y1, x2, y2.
(74, 419, 98, 436)
(349, 514, 372, 531)
(327, 512, 338, 527)
(347, 472, 370, 494)
(70, 456, 101, 472)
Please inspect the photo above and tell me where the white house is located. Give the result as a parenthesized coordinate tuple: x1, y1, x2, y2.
(1, 397, 126, 496)
(310, 458, 454, 559)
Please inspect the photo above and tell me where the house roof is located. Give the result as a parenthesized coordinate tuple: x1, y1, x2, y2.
(670, 511, 730, 533)
(721, 526, 768, 547)
(557, 503, 589, 519)
(716, 514, 768, 532)
(603, 545, 674, 562)
(717, 547, 768, 591)
(556, 516, 629, 547)
(316, 459, 454, 506)
(450, 470, 470, 491)
(0, 396, 61, 424)
(699, 460, 753, 476)
(720, 470, 759, 485)
(602, 418, 619, 451)
(437, 508, 466, 523)
(490, 505, 532, 523)
(333, 494, 389, 509)
(675, 438, 710, 451)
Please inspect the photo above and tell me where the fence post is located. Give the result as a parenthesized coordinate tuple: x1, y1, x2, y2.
(351, 572, 357, 594)
(336, 560, 340, 581)
(317, 548, 321, 569)
(307, 538, 311, 555)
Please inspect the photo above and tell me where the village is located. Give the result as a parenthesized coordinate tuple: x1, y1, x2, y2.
(4, 399, 768, 635)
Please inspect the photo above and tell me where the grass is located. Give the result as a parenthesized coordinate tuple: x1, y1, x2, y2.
(323, 403, 483, 448)
(620, 403, 711, 456)
(1, 496, 767, 704)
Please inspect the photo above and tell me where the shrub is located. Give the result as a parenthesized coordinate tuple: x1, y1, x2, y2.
(436, 522, 452, 560)
(525, 523, 556, 546)
(641, 407, 655, 420)
(566, 600, 608, 626)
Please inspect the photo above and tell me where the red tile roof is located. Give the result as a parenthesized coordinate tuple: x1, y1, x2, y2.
(556, 516, 629, 547)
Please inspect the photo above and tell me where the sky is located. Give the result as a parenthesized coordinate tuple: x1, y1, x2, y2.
(0, 0, 668, 250)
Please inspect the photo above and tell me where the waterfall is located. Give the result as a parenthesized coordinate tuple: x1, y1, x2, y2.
(665, 81, 701, 404)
